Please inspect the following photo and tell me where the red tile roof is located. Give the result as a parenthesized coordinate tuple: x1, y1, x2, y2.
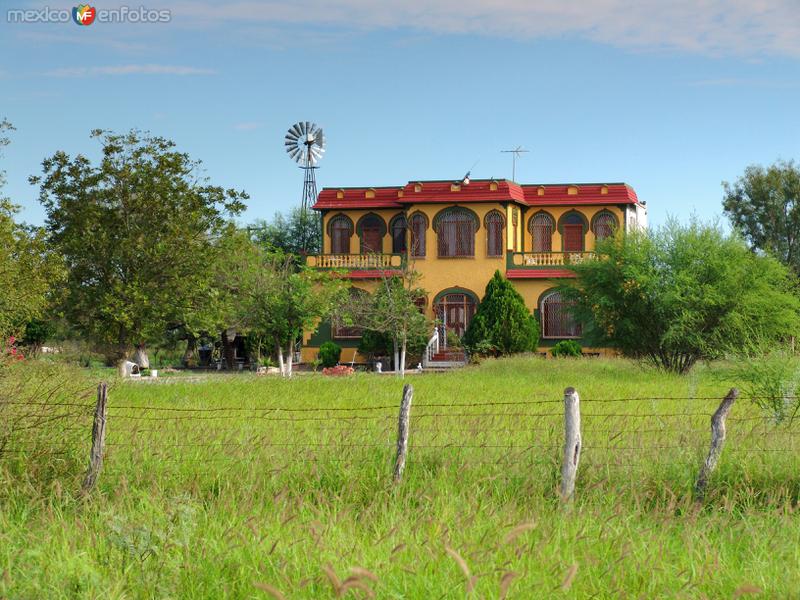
(342, 270, 404, 279)
(313, 180, 639, 210)
(506, 269, 577, 279)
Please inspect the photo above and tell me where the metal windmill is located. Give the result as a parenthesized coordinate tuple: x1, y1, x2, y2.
(285, 121, 326, 213)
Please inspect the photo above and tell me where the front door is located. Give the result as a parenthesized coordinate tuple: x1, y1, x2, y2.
(434, 294, 476, 339)
(362, 227, 382, 253)
(563, 224, 584, 252)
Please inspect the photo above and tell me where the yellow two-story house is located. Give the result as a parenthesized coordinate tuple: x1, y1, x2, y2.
(303, 178, 647, 363)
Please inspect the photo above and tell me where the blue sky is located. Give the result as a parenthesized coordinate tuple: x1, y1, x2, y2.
(1, 0, 799, 227)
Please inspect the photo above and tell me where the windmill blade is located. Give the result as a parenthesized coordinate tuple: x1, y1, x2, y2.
(285, 120, 326, 166)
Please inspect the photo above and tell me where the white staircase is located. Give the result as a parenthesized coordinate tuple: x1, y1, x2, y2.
(422, 327, 467, 370)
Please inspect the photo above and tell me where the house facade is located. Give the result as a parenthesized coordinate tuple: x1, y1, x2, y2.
(302, 179, 647, 363)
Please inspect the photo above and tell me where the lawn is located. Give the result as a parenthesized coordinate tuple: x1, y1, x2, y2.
(1, 356, 798, 598)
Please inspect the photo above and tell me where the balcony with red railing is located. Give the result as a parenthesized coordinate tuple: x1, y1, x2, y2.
(305, 253, 406, 278)
(505, 251, 594, 279)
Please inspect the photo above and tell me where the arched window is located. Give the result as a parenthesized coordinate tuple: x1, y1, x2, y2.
(329, 215, 353, 254)
(410, 213, 427, 258)
(333, 288, 369, 339)
(433, 207, 479, 258)
(413, 294, 427, 314)
(541, 290, 581, 339)
(357, 214, 386, 253)
(529, 212, 554, 252)
(559, 212, 587, 252)
(390, 214, 407, 253)
(485, 210, 505, 257)
(592, 211, 618, 241)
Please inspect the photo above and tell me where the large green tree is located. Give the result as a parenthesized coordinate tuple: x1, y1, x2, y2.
(563, 220, 800, 374)
(0, 119, 63, 340)
(463, 270, 539, 356)
(250, 207, 322, 256)
(346, 272, 429, 377)
(723, 160, 800, 274)
(236, 249, 347, 377)
(31, 129, 247, 366)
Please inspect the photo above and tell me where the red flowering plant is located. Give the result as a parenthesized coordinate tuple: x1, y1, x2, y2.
(322, 365, 354, 376)
(0, 335, 24, 366)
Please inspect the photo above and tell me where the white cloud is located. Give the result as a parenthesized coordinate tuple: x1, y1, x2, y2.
(233, 122, 264, 131)
(165, 0, 800, 58)
(45, 64, 216, 77)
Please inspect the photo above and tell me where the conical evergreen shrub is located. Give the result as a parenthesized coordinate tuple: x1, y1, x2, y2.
(463, 270, 540, 356)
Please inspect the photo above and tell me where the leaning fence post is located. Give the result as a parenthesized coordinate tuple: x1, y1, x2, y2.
(393, 384, 413, 483)
(82, 382, 108, 494)
(694, 388, 738, 500)
(560, 387, 582, 502)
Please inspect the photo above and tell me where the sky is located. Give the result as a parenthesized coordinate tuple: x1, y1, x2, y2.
(1, 0, 799, 228)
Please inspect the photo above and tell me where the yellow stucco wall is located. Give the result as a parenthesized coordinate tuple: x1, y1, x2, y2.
(311, 203, 626, 360)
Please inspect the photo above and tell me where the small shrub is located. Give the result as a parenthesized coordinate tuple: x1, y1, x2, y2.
(318, 341, 341, 368)
(358, 329, 392, 362)
(727, 348, 800, 423)
(551, 340, 582, 358)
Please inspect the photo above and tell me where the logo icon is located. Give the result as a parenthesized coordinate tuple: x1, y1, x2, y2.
(72, 4, 96, 25)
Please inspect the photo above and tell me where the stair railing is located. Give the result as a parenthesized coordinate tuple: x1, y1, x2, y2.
(423, 328, 439, 368)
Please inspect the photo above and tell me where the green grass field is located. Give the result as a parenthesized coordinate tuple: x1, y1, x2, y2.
(1, 357, 799, 599)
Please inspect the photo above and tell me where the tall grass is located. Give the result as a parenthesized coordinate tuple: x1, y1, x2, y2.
(1, 357, 798, 598)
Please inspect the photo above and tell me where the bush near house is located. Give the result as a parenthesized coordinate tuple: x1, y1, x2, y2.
(318, 341, 341, 368)
(551, 340, 582, 358)
(563, 219, 800, 374)
(464, 270, 540, 357)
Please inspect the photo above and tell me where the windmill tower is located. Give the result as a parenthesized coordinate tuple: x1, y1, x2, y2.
(285, 122, 326, 252)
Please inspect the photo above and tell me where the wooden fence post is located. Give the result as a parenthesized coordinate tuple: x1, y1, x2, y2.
(82, 382, 108, 494)
(694, 388, 738, 500)
(393, 384, 413, 483)
(560, 387, 581, 502)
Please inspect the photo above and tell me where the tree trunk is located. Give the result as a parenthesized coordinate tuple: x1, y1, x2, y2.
(393, 339, 399, 374)
(132, 344, 150, 369)
(400, 339, 407, 379)
(285, 341, 294, 378)
(222, 331, 235, 370)
(182, 336, 197, 368)
(114, 328, 131, 374)
(277, 343, 285, 377)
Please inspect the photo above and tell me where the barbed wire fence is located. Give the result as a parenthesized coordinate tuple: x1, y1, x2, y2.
(1, 382, 798, 502)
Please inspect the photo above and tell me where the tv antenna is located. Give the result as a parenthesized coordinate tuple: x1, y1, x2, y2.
(501, 146, 529, 181)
